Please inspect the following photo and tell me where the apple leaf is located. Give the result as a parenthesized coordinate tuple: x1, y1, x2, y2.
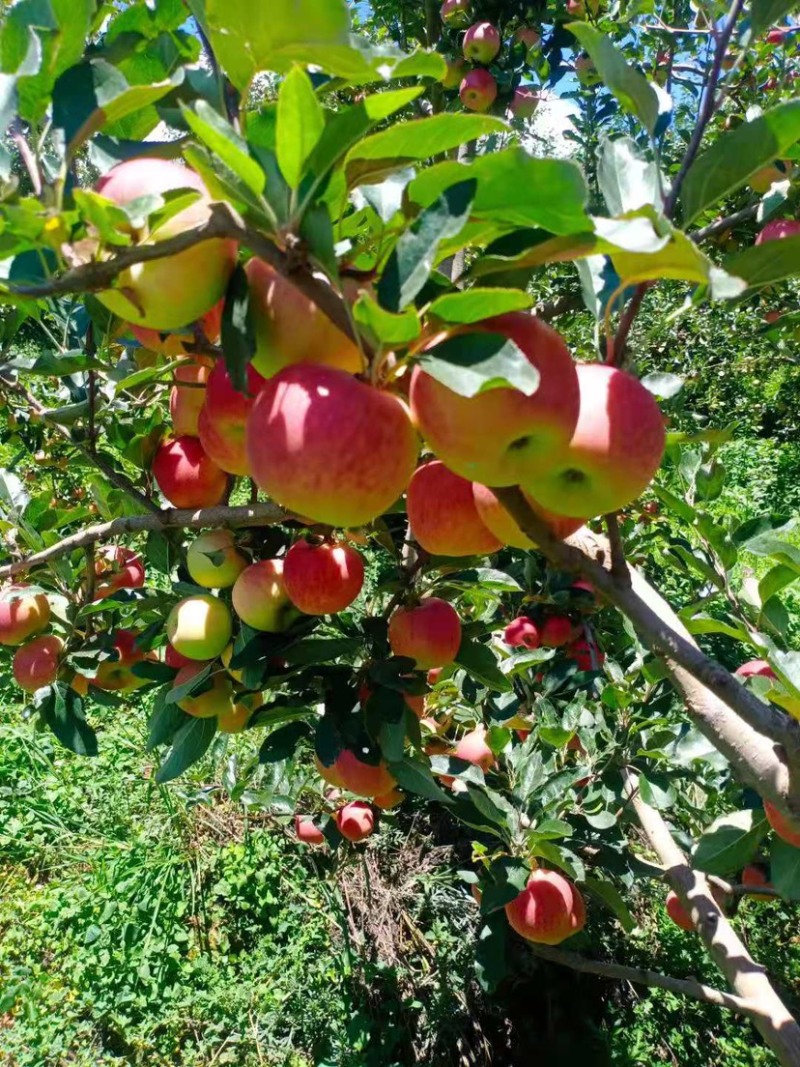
(692, 810, 768, 875)
(770, 836, 800, 900)
(156, 715, 217, 783)
(258, 721, 311, 763)
(429, 288, 532, 324)
(38, 683, 98, 757)
(221, 264, 256, 395)
(183, 100, 265, 196)
(723, 233, 800, 288)
(276, 66, 325, 190)
(455, 638, 512, 692)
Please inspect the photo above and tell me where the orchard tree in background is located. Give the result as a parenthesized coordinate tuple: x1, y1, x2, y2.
(2, 0, 800, 1060)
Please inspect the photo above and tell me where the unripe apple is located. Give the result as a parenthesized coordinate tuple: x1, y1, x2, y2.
(197, 361, 266, 476)
(453, 726, 495, 771)
(295, 815, 326, 845)
(411, 314, 580, 487)
(283, 539, 365, 615)
(94, 159, 237, 330)
(245, 259, 363, 380)
(232, 559, 298, 632)
(524, 363, 666, 518)
(170, 359, 210, 437)
(459, 69, 498, 111)
(463, 22, 501, 64)
(13, 634, 64, 692)
(441, 0, 471, 27)
(335, 800, 375, 842)
(407, 461, 502, 557)
(735, 659, 777, 679)
(166, 594, 232, 660)
(441, 57, 468, 89)
(504, 617, 540, 649)
(510, 87, 540, 119)
(540, 615, 574, 647)
(749, 160, 792, 193)
(373, 787, 404, 810)
(220, 643, 245, 683)
(152, 436, 228, 509)
(505, 869, 586, 945)
(335, 749, 397, 797)
(388, 598, 462, 669)
(764, 800, 800, 847)
(186, 530, 247, 589)
(93, 629, 151, 691)
(472, 483, 585, 548)
(93, 546, 145, 601)
(174, 662, 235, 718)
(756, 219, 800, 244)
(247, 364, 418, 528)
(575, 54, 597, 84)
(0, 586, 51, 646)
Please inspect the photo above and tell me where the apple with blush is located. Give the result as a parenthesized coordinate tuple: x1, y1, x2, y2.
(0, 586, 51, 646)
(13, 634, 64, 692)
(152, 436, 228, 509)
(407, 462, 501, 557)
(232, 559, 298, 632)
(166, 594, 232, 661)
(459, 69, 497, 111)
(283, 539, 365, 615)
(335, 800, 375, 842)
(388, 598, 462, 670)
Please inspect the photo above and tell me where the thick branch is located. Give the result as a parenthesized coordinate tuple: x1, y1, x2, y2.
(0, 501, 287, 581)
(525, 943, 761, 1020)
(494, 488, 800, 829)
(622, 769, 800, 1066)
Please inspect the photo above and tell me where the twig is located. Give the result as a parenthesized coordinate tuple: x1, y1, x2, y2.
(83, 544, 96, 609)
(0, 501, 287, 581)
(607, 282, 651, 366)
(10, 122, 42, 196)
(524, 943, 760, 1018)
(691, 204, 759, 243)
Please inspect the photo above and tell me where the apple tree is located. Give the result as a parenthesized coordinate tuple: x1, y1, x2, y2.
(1, 0, 800, 1059)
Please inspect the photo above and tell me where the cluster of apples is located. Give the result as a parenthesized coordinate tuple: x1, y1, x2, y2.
(440, 0, 542, 117)
(504, 600, 605, 675)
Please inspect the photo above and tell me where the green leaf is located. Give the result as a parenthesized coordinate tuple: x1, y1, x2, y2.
(182, 100, 265, 196)
(638, 773, 676, 811)
(723, 233, 800, 289)
(683, 613, 752, 642)
(752, 0, 798, 35)
(429, 288, 532, 324)
(390, 757, 453, 803)
(760, 564, 799, 605)
(353, 293, 420, 346)
(39, 684, 97, 757)
(345, 114, 505, 189)
(156, 716, 217, 783)
(259, 721, 310, 763)
(474, 912, 508, 993)
(416, 331, 539, 399)
(568, 24, 661, 135)
(282, 637, 362, 665)
(598, 136, 662, 216)
(480, 856, 530, 913)
(771, 837, 800, 899)
(276, 66, 325, 191)
(692, 810, 767, 875)
(377, 180, 476, 311)
(584, 876, 635, 932)
(681, 100, 800, 225)
(165, 662, 212, 706)
(147, 689, 190, 750)
(221, 264, 256, 394)
(455, 639, 512, 693)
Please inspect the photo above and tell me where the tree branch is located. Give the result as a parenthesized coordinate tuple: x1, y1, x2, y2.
(691, 204, 759, 244)
(524, 942, 763, 1020)
(621, 769, 800, 1067)
(0, 501, 287, 581)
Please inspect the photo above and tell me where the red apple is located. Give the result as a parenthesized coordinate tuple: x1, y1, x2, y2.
(665, 889, 694, 931)
(766, 27, 788, 44)
(335, 800, 375, 842)
(428, 667, 444, 685)
(373, 787, 404, 810)
(453, 726, 495, 771)
(93, 546, 145, 600)
(504, 617, 540, 649)
(735, 659, 777, 680)
(13, 634, 64, 692)
(94, 159, 236, 330)
(131, 304, 223, 355)
(472, 483, 585, 548)
(197, 361, 266, 476)
(335, 749, 397, 797)
(93, 629, 151, 692)
(510, 87, 540, 118)
(407, 461, 502, 557)
(505, 869, 586, 945)
(741, 864, 772, 895)
(441, 0, 471, 27)
(566, 636, 604, 670)
(295, 815, 326, 845)
(232, 559, 298, 632)
(764, 800, 800, 847)
(463, 22, 501, 63)
(541, 616, 574, 647)
(152, 436, 228, 509)
(0, 586, 51, 646)
(459, 69, 498, 111)
(410, 314, 580, 487)
(283, 539, 365, 615)
(247, 364, 418, 528)
(388, 598, 462, 669)
(164, 643, 194, 669)
(756, 219, 800, 244)
(524, 363, 666, 518)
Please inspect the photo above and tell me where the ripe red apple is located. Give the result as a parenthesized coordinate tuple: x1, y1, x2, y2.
(166, 594, 232, 660)
(13, 634, 64, 692)
(0, 586, 51, 645)
(442, 57, 468, 89)
(407, 462, 502, 557)
(93, 629, 151, 691)
(197, 361, 266, 476)
(247, 364, 418, 528)
(186, 529, 247, 589)
(388, 598, 462, 669)
(441, 0, 471, 27)
(504, 617, 540, 649)
(410, 314, 579, 487)
(540, 616, 574, 647)
(335, 749, 397, 797)
(245, 259, 363, 380)
(428, 667, 444, 685)
(735, 659, 777, 680)
(459, 69, 498, 111)
(741, 863, 772, 895)
(94, 159, 236, 330)
(665, 889, 694, 931)
(764, 800, 800, 847)
(566, 636, 604, 670)
(756, 219, 800, 244)
(93, 546, 146, 600)
(453, 726, 495, 771)
(463, 22, 501, 63)
(524, 363, 666, 518)
(283, 539, 365, 615)
(766, 27, 788, 44)
(509, 87, 540, 118)
(505, 869, 586, 945)
(232, 559, 298, 632)
(295, 815, 326, 845)
(174, 661, 235, 718)
(472, 483, 585, 548)
(152, 436, 228, 509)
(170, 359, 210, 437)
(335, 800, 375, 842)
